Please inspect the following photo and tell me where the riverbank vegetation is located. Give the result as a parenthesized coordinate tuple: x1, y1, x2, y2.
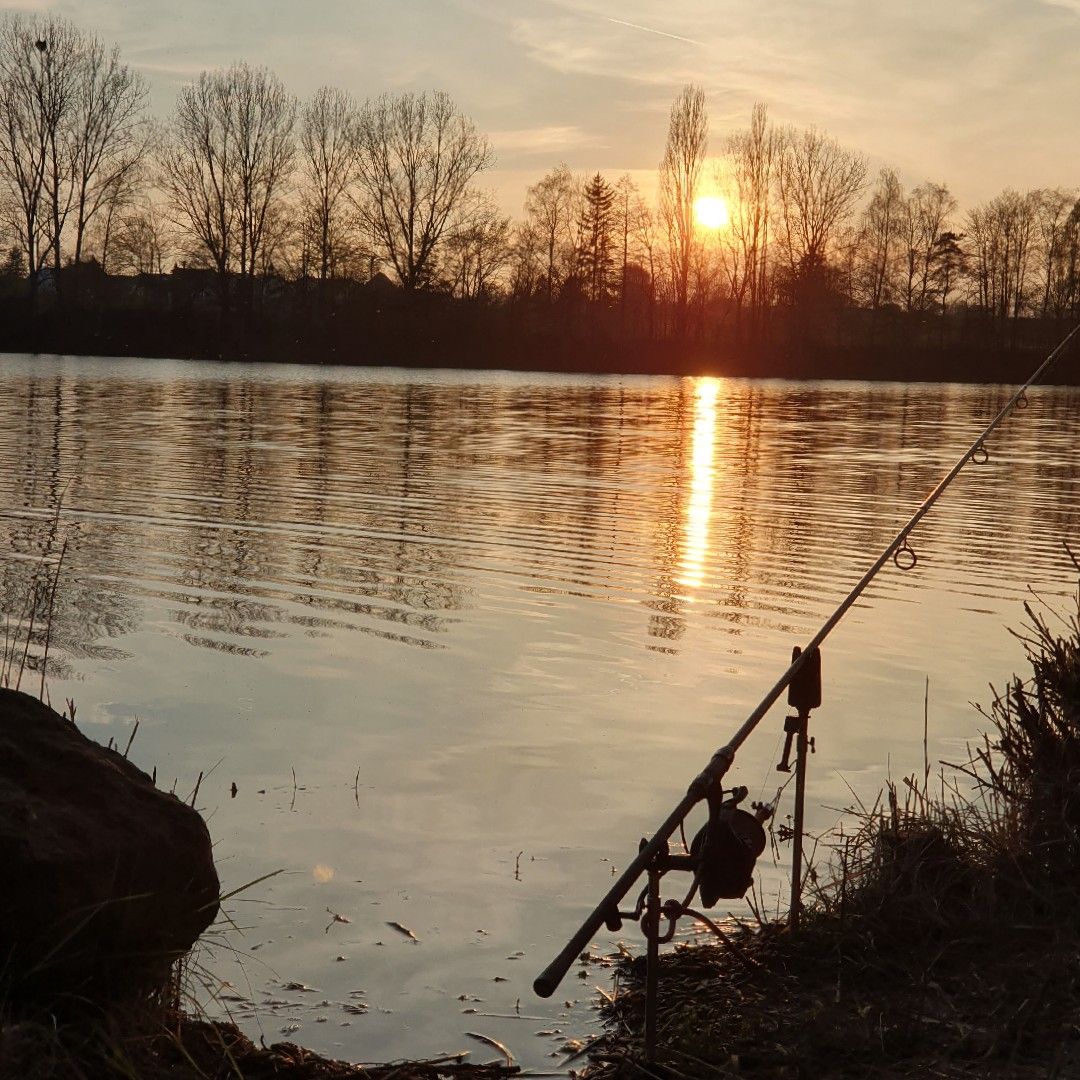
(580, 567, 1080, 1077)
(1, 15, 1078, 378)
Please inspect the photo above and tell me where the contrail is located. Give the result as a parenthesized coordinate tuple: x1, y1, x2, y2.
(603, 15, 704, 47)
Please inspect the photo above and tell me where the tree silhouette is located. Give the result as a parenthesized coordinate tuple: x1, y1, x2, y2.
(160, 63, 295, 321)
(299, 86, 358, 286)
(352, 90, 492, 290)
(577, 172, 616, 304)
(725, 103, 778, 344)
(524, 163, 578, 303)
(660, 84, 708, 338)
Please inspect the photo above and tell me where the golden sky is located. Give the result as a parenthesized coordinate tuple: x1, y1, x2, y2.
(14, 0, 1080, 214)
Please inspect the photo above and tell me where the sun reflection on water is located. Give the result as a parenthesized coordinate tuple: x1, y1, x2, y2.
(678, 378, 720, 590)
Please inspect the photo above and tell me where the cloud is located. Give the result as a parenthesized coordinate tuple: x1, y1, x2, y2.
(489, 125, 604, 156)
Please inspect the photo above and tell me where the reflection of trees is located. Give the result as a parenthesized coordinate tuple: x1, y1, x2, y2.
(0, 363, 1076, 677)
(0, 375, 141, 678)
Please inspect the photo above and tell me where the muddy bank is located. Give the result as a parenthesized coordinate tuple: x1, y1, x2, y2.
(0, 1012, 520, 1079)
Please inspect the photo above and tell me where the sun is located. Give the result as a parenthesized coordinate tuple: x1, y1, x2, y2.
(694, 195, 730, 230)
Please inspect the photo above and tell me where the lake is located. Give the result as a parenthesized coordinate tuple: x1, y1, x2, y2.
(0, 353, 1076, 1070)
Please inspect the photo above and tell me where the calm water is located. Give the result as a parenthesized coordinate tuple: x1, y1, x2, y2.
(1, 353, 1077, 1069)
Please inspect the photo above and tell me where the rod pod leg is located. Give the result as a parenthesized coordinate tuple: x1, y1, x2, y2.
(789, 709, 809, 930)
(644, 866, 660, 1062)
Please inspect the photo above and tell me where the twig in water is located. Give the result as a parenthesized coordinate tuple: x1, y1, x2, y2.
(464, 1031, 515, 1067)
(290, 766, 298, 811)
(325, 906, 351, 933)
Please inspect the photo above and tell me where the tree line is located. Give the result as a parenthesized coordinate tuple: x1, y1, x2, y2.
(2, 12, 1078, 368)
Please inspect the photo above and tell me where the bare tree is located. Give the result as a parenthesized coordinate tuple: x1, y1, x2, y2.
(160, 70, 234, 305)
(508, 219, 544, 301)
(299, 85, 356, 284)
(899, 181, 956, 312)
(775, 126, 866, 279)
(633, 196, 662, 338)
(111, 198, 172, 275)
(1033, 188, 1078, 317)
(230, 65, 296, 290)
(0, 15, 77, 301)
(965, 189, 1040, 323)
(612, 173, 655, 323)
(659, 84, 707, 336)
(440, 190, 511, 299)
(35, 20, 82, 298)
(68, 34, 149, 271)
(858, 167, 903, 310)
(0, 15, 150, 306)
(725, 103, 777, 340)
(83, 157, 143, 273)
(161, 63, 296, 317)
(523, 163, 578, 302)
(352, 90, 492, 290)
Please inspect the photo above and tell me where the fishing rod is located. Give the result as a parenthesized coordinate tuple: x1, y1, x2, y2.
(534, 324, 1079, 1009)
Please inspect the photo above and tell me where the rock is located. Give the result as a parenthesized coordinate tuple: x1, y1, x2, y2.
(0, 688, 219, 1001)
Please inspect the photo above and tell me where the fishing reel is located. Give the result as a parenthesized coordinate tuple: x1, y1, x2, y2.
(691, 785, 771, 906)
(603, 785, 772, 936)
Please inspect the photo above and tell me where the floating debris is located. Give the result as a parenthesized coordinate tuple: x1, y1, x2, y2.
(386, 920, 418, 941)
(324, 907, 351, 933)
(464, 1031, 515, 1067)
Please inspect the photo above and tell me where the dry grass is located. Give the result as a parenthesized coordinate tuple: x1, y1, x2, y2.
(582, 572, 1080, 1079)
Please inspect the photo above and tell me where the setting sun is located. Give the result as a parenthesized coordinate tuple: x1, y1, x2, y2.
(694, 195, 730, 230)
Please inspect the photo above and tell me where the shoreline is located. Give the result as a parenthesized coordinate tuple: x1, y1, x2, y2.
(3, 340, 1077, 387)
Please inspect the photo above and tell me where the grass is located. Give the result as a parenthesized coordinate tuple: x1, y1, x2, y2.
(581, 563, 1080, 1079)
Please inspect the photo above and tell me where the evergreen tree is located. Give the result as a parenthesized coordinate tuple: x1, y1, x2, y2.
(577, 172, 616, 304)
(1, 246, 25, 280)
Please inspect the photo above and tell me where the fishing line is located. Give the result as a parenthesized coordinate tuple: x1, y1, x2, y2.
(714, 321, 1080, 765)
(535, 323, 1079, 999)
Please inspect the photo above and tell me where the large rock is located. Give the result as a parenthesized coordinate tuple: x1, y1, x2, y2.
(0, 688, 219, 1001)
